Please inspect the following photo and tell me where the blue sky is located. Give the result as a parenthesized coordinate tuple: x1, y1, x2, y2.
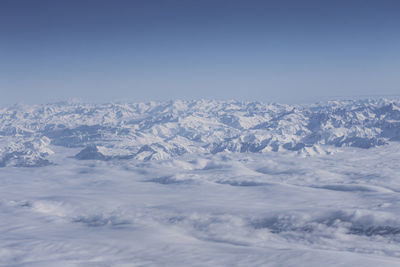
(1, 0, 399, 106)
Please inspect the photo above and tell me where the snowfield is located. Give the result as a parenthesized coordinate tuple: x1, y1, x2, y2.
(1, 99, 400, 266)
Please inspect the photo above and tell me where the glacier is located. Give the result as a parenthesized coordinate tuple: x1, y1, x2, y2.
(1, 99, 400, 266)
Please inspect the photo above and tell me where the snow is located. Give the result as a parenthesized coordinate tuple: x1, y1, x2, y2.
(1, 99, 400, 266)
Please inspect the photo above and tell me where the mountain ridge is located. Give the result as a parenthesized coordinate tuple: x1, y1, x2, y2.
(1, 99, 400, 167)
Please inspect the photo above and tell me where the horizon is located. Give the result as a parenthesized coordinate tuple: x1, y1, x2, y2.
(2, 94, 400, 109)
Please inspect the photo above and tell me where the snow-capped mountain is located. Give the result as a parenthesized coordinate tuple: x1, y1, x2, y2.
(1, 99, 400, 166)
(3, 99, 400, 266)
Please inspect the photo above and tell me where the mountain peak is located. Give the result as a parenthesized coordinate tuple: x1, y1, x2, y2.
(1, 99, 400, 166)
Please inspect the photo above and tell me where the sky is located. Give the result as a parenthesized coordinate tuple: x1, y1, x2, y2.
(1, 0, 399, 106)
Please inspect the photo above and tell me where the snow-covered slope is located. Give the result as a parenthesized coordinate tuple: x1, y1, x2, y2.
(1, 99, 400, 166)
(2, 99, 400, 266)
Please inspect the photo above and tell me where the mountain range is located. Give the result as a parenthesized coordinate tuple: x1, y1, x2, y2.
(1, 99, 399, 167)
